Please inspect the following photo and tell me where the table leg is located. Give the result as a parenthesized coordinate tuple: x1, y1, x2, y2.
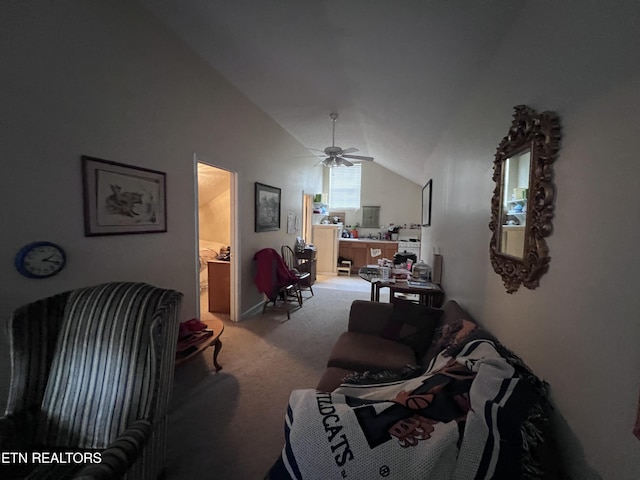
(370, 283, 376, 302)
(213, 338, 223, 371)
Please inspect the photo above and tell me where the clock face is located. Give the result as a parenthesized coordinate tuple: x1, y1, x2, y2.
(15, 242, 66, 278)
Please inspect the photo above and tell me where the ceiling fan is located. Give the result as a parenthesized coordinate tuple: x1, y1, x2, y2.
(309, 113, 374, 167)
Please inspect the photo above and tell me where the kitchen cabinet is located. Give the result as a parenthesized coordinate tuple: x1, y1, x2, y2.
(339, 241, 366, 271)
(383, 243, 398, 261)
(339, 240, 398, 272)
(351, 242, 368, 270)
(366, 241, 398, 265)
(338, 242, 352, 262)
(313, 225, 341, 275)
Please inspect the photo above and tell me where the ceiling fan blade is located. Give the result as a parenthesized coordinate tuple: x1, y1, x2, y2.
(341, 147, 359, 154)
(307, 148, 326, 153)
(341, 159, 354, 167)
(342, 154, 374, 161)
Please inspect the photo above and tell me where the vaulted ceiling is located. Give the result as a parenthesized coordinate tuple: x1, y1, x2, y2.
(139, 0, 525, 183)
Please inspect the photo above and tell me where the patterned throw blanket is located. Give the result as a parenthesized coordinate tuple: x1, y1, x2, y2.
(267, 340, 541, 480)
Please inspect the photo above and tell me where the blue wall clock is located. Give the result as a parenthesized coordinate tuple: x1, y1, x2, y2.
(15, 241, 67, 279)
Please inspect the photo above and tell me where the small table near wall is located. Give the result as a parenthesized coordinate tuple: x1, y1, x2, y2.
(358, 266, 444, 307)
(175, 318, 224, 370)
(388, 283, 444, 307)
(295, 247, 317, 286)
(208, 261, 230, 314)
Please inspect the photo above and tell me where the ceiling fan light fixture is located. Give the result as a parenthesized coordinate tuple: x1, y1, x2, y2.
(322, 157, 343, 168)
(306, 112, 374, 167)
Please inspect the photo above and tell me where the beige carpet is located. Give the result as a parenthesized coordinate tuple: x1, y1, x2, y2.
(166, 276, 381, 479)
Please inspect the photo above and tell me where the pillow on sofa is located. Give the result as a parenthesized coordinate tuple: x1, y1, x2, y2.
(418, 301, 481, 365)
(420, 318, 479, 365)
(448, 327, 549, 396)
(380, 299, 442, 358)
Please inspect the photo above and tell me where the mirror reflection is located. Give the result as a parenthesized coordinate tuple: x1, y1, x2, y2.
(499, 150, 530, 258)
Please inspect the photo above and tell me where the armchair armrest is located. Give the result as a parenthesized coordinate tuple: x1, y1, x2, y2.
(0, 415, 20, 449)
(0, 413, 33, 450)
(73, 419, 153, 480)
(347, 300, 394, 336)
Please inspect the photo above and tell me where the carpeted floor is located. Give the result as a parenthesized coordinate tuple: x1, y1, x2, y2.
(165, 276, 381, 479)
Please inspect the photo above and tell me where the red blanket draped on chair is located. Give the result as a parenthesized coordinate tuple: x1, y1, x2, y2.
(254, 248, 299, 300)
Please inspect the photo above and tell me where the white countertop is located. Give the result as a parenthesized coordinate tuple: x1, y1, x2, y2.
(339, 238, 398, 243)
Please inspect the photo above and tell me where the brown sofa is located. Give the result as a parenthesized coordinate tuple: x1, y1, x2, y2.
(317, 299, 473, 392)
(310, 298, 561, 479)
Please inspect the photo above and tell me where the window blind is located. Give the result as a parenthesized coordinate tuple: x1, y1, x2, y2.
(329, 164, 361, 209)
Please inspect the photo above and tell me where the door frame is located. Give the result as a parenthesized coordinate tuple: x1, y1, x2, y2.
(302, 192, 313, 245)
(193, 154, 239, 322)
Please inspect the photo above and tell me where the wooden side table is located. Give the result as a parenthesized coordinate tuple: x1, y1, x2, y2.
(295, 247, 317, 285)
(208, 261, 230, 314)
(388, 283, 444, 308)
(175, 318, 224, 370)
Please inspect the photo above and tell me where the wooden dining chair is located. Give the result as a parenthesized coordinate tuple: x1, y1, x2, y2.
(254, 248, 302, 319)
(281, 245, 314, 300)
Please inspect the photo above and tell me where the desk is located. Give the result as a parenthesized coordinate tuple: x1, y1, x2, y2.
(358, 266, 392, 301)
(175, 318, 224, 370)
(358, 266, 444, 307)
(388, 283, 444, 307)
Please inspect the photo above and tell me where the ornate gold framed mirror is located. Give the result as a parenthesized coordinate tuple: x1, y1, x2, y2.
(489, 105, 561, 293)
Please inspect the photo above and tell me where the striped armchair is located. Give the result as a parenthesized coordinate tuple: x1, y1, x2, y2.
(0, 282, 183, 479)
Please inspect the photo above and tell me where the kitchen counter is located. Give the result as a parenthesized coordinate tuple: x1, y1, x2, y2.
(340, 238, 397, 243)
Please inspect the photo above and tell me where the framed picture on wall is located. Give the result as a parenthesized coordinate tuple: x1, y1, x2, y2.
(255, 182, 281, 232)
(82, 155, 167, 236)
(422, 179, 432, 227)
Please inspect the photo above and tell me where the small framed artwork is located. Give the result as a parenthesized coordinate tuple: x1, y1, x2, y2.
(287, 211, 300, 234)
(422, 179, 432, 227)
(255, 182, 281, 232)
(82, 155, 167, 236)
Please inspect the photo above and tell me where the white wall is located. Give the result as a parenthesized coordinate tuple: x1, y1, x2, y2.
(421, 1, 640, 478)
(324, 161, 423, 234)
(0, 0, 321, 409)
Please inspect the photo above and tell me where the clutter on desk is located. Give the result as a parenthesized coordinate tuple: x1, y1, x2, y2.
(216, 246, 231, 261)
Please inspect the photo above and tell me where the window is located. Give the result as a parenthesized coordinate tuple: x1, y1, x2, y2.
(329, 164, 361, 209)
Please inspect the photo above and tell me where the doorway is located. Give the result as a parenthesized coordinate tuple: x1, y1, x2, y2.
(195, 157, 238, 322)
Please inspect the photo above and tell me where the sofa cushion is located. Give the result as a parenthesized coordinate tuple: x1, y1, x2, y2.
(380, 299, 442, 358)
(327, 332, 417, 372)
